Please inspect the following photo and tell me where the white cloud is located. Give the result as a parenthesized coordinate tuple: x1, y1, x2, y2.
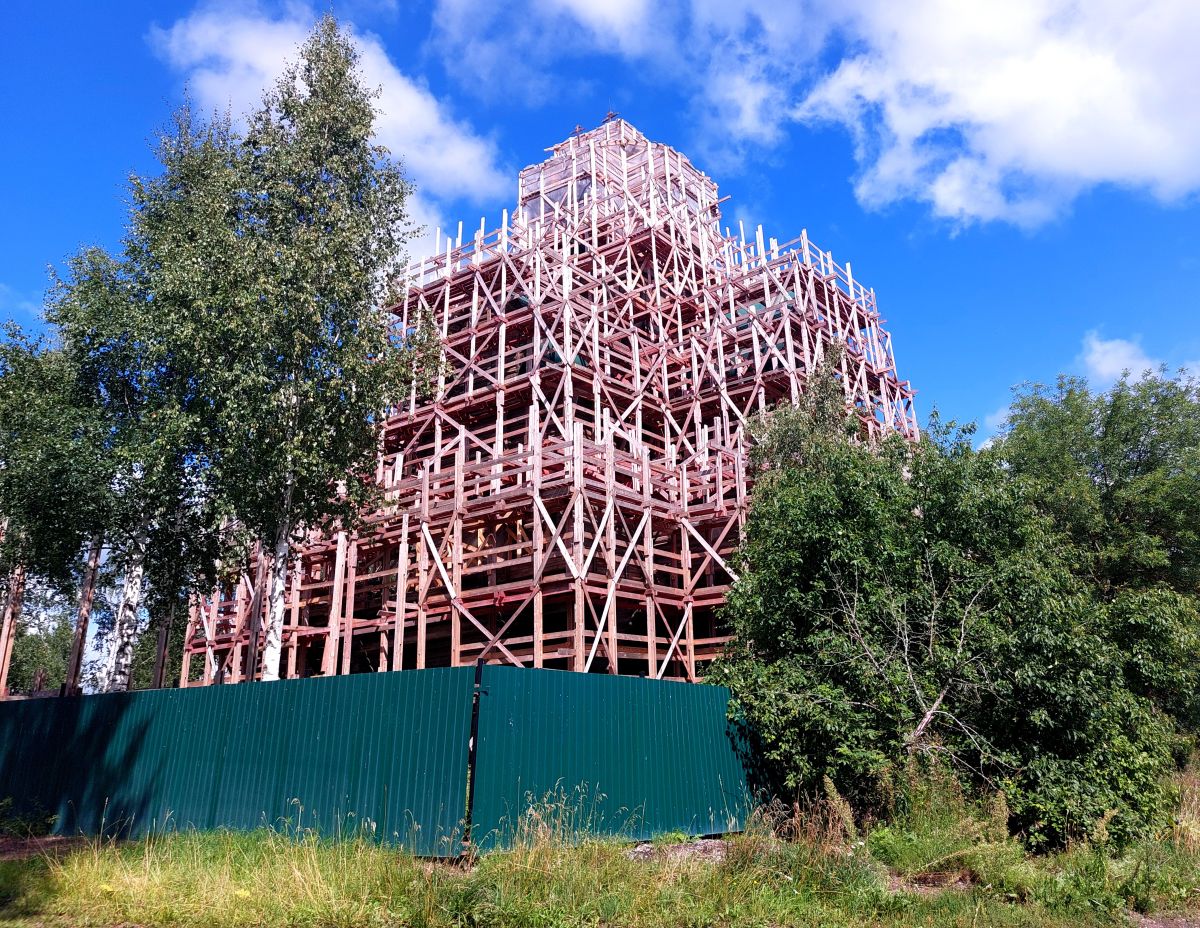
(983, 404, 1010, 434)
(796, 0, 1200, 226)
(429, 0, 672, 104)
(540, 0, 650, 49)
(150, 2, 509, 251)
(150, 7, 307, 121)
(0, 283, 41, 325)
(431, 0, 1200, 226)
(147, 1, 1200, 232)
(705, 65, 787, 148)
(1079, 331, 1157, 384)
(973, 403, 1010, 448)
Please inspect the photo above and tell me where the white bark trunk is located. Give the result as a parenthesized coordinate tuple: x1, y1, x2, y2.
(105, 532, 148, 692)
(259, 528, 291, 682)
(905, 687, 948, 751)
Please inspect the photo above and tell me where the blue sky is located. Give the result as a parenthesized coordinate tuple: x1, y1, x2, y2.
(3, 0, 1198, 437)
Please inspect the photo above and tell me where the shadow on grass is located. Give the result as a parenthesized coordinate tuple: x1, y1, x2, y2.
(0, 846, 65, 920)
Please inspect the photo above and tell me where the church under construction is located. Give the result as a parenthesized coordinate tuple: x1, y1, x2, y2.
(180, 118, 919, 686)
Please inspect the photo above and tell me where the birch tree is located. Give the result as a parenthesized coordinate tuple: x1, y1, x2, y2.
(121, 109, 245, 686)
(48, 246, 216, 692)
(37, 17, 425, 687)
(186, 17, 419, 681)
(0, 330, 105, 583)
(48, 251, 151, 691)
(0, 329, 108, 691)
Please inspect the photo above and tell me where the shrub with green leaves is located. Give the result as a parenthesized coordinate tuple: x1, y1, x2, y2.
(712, 355, 1190, 848)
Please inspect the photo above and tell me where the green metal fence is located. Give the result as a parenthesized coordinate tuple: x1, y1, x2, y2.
(470, 666, 751, 848)
(0, 666, 750, 855)
(0, 668, 475, 855)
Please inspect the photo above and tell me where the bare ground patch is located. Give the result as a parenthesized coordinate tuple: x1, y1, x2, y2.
(0, 837, 88, 862)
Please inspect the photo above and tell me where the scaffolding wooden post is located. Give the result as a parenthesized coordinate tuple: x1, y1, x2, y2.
(63, 534, 102, 696)
(0, 565, 26, 697)
(179, 598, 198, 688)
(391, 513, 410, 671)
(339, 538, 358, 676)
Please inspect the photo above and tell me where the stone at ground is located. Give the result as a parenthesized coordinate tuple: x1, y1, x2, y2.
(625, 838, 728, 862)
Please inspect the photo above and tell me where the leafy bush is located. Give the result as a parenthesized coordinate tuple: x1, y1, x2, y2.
(713, 356, 1191, 848)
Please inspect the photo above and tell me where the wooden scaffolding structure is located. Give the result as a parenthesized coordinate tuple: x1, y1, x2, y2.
(181, 118, 919, 686)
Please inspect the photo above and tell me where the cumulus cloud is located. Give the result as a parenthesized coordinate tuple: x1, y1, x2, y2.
(796, 0, 1200, 226)
(150, 2, 510, 254)
(429, 0, 675, 105)
(1079, 331, 1157, 384)
(149, 0, 1200, 232)
(980, 328, 1192, 443)
(431, 0, 1200, 226)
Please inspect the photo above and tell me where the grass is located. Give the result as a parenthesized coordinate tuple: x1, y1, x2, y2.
(0, 831, 1084, 928)
(0, 764, 1195, 927)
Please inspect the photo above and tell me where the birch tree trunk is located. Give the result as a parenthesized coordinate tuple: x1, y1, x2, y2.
(104, 530, 148, 692)
(259, 527, 292, 682)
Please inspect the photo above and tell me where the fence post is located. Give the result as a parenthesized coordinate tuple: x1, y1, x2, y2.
(463, 658, 486, 851)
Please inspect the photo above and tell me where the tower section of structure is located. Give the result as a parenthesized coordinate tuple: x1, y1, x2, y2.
(181, 119, 919, 685)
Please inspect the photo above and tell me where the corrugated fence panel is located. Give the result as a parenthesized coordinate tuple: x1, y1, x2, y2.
(0, 668, 474, 856)
(0, 666, 751, 855)
(471, 666, 750, 848)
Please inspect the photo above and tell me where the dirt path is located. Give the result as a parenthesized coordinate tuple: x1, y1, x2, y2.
(0, 836, 88, 861)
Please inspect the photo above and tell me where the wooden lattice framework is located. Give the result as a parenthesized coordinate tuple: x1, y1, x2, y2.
(180, 119, 918, 686)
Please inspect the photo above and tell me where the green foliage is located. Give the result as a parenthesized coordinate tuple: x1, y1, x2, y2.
(0, 14, 432, 688)
(1028, 840, 1200, 917)
(122, 16, 432, 677)
(998, 371, 1200, 595)
(713, 356, 1185, 849)
(1101, 587, 1200, 730)
(0, 797, 57, 838)
(0, 327, 107, 584)
(868, 762, 993, 877)
(6, 585, 74, 695)
(995, 371, 1200, 732)
(49, 247, 218, 549)
(160, 17, 420, 552)
(47, 241, 220, 690)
